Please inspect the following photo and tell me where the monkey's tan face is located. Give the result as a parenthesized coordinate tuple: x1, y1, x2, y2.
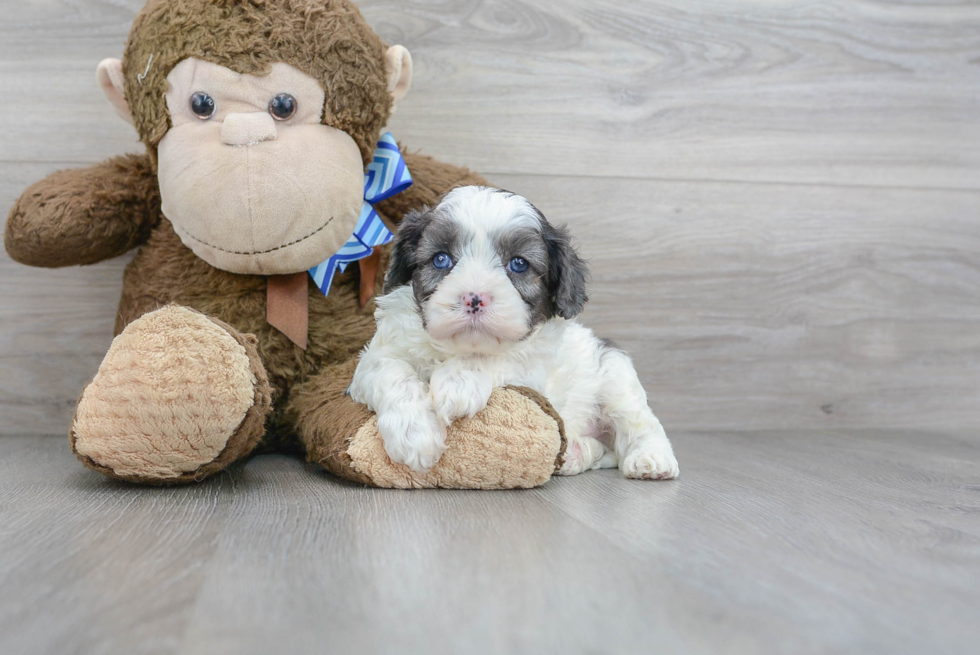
(156, 58, 365, 275)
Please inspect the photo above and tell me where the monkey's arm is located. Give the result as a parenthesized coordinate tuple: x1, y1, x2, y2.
(5, 154, 160, 267)
(375, 150, 488, 223)
(290, 360, 566, 489)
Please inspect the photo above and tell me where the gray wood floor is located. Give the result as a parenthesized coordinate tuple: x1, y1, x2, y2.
(2, 1, 979, 653)
(1, 431, 978, 655)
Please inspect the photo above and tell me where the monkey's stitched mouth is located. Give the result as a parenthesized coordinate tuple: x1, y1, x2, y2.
(175, 216, 335, 256)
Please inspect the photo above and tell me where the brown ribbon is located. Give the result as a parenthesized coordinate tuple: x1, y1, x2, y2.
(267, 272, 309, 350)
(266, 252, 383, 350)
(358, 248, 383, 308)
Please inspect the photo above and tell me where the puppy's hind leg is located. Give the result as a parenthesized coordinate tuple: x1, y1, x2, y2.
(557, 434, 612, 476)
(593, 449, 619, 470)
(598, 349, 679, 480)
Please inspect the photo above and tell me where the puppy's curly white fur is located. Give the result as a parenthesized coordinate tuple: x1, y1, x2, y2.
(350, 186, 679, 479)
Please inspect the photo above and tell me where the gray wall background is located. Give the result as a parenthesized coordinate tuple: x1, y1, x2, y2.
(1, 0, 978, 436)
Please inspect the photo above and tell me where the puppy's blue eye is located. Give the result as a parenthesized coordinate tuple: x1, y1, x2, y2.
(509, 257, 529, 273)
(432, 253, 453, 270)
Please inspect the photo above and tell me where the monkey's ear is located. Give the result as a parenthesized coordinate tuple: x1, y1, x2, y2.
(96, 59, 134, 125)
(384, 46, 413, 103)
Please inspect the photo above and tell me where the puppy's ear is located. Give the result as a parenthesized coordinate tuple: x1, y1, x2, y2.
(384, 208, 432, 294)
(542, 220, 590, 319)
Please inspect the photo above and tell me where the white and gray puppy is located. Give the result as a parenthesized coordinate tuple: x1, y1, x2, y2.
(350, 186, 679, 479)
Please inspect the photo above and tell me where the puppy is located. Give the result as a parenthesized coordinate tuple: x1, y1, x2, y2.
(350, 186, 679, 480)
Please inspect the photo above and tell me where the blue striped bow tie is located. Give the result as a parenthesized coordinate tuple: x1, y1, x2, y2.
(308, 132, 413, 295)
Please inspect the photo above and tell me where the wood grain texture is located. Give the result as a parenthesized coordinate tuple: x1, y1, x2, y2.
(0, 432, 977, 654)
(1, 0, 979, 434)
(489, 175, 980, 431)
(2, 0, 979, 187)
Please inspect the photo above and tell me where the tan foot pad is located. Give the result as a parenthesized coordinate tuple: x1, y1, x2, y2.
(71, 306, 270, 483)
(344, 387, 565, 489)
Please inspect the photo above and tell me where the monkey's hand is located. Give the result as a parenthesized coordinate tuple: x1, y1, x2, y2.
(5, 154, 160, 268)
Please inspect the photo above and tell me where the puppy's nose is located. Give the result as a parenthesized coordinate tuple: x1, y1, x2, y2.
(461, 293, 491, 314)
(221, 112, 278, 146)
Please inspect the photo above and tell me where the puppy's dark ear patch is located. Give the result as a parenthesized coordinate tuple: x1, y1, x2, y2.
(384, 208, 432, 294)
(542, 219, 590, 319)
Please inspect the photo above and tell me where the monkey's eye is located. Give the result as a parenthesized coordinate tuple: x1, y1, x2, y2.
(269, 94, 297, 121)
(190, 92, 216, 120)
(432, 253, 453, 270)
(509, 257, 529, 273)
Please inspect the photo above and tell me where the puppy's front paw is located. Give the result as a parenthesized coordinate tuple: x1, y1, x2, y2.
(377, 406, 447, 472)
(621, 446, 679, 480)
(429, 366, 493, 427)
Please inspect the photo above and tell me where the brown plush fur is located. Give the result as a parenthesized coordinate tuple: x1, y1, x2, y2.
(5, 155, 160, 267)
(5, 0, 563, 488)
(290, 359, 378, 486)
(125, 0, 392, 164)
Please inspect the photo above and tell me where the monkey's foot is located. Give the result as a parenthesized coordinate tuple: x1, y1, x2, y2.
(71, 305, 272, 484)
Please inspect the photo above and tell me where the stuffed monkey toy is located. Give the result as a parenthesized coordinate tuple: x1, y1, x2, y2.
(5, 0, 565, 489)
